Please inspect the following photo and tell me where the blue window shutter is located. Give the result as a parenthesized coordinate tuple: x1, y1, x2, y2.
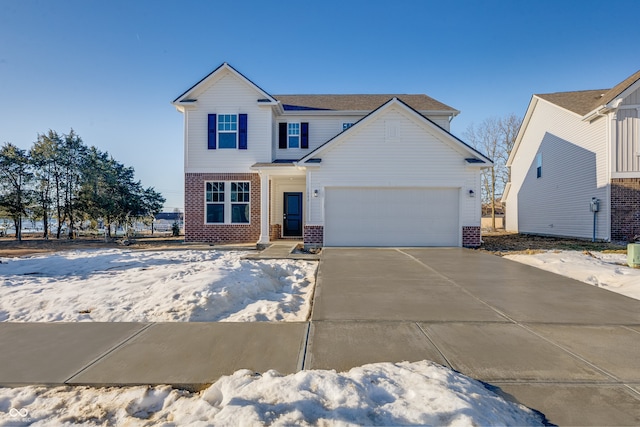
(239, 114, 248, 150)
(208, 114, 217, 149)
(279, 122, 287, 149)
(301, 122, 309, 149)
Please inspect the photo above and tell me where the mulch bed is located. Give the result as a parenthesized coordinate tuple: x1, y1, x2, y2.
(479, 231, 627, 256)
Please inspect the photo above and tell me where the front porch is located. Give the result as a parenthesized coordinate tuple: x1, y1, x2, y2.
(252, 162, 322, 248)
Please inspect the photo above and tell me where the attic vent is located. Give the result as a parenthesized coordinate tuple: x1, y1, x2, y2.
(257, 98, 271, 103)
(465, 158, 485, 164)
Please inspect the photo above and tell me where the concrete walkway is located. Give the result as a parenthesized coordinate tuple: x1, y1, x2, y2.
(1, 248, 640, 425)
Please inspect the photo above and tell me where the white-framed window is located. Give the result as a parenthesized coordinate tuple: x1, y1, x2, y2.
(230, 182, 250, 223)
(342, 122, 354, 131)
(205, 182, 225, 223)
(536, 153, 542, 178)
(218, 114, 238, 149)
(205, 181, 250, 224)
(288, 123, 300, 148)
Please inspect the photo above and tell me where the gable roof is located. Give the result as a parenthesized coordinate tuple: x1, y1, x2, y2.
(535, 69, 640, 117)
(172, 62, 277, 105)
(273, 94, 458, 113)
(297, 97, 492, 166)
(536, 89, 608, 116)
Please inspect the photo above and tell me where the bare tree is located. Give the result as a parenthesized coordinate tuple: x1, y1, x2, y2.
(464, 114, 522, 230)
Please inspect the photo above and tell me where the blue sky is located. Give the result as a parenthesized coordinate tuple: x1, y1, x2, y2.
(1, 0, 639, 211)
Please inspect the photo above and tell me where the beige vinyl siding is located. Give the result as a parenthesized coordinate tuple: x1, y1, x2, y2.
(506, 99, 609, 239)
(307, 106, 479, 228)
(185, 70, 272, 173)
(615, 108, 640, 173)
(269, 177, 306, 225)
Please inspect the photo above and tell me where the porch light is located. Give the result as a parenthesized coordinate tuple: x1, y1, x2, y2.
(313, 189, 319, 197)
(468, 189, 475, 197)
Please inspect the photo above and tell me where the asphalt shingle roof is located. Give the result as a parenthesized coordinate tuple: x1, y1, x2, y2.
(536, 69, 640, 116)
(273, 94, 456, 112)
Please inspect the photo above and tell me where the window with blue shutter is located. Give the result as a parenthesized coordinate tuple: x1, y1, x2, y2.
(238, 114, 248, 150)
(208, 114, 217, 149)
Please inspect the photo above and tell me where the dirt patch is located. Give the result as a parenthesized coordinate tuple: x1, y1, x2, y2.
(0, 236, 187, 258)
(479, 231, 627, 256)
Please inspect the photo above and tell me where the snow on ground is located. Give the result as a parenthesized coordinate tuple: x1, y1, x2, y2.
(0, 249, 317, 322)
(504, 250, 640, 300)
(0, 361, 545, 427)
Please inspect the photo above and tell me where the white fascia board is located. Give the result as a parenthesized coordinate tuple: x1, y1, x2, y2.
(173, 62, 277, 104)
(507, 96, 538, 167)
(502, 182, 511, 201)
(582, 80, 640, 121)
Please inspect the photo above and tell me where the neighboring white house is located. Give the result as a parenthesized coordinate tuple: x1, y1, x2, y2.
(172, 63, 492, 247)
(504, 69, 640, 242)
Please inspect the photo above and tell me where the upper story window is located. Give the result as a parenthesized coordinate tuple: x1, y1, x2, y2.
(279, 122, 309, 149)
(536, 153, 542, 178)
(218, 114, 238, 149)
(342, 122, 354, 131)
(288, 123, 300, 148)
(208, 114, 247, 150)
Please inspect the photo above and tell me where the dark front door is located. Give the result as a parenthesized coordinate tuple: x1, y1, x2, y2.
(283, 192, 303, 237)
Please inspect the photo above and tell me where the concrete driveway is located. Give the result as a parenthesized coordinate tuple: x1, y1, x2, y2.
(306, 248, 640, 426)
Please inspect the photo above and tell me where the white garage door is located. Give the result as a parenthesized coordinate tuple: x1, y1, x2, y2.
(324, 187, 460, 247)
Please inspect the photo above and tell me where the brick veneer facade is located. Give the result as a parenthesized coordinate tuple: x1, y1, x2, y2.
(304, 225, 324, 248)
(270, 224, 282, 241)
(462, 226, 481, 248)
(611, 178, 640, 242)
(184, 173, 261, 243)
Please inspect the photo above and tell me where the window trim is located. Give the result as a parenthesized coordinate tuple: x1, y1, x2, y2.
(217, 114, 238, 149)
(288, 122, 300, 148)
(205, 182, 225, 223)
(204, 181, 251, 224)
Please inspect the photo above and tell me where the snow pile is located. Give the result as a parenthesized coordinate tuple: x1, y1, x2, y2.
(505, 250, 640, 300)
(0, 361, 544, 426)
(0, 249, 317, 322)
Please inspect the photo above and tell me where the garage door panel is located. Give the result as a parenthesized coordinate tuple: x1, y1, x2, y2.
(325, 188, 459, 247)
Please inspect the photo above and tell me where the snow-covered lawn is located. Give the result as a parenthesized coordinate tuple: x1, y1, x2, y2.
(0, 249, 317, 322)
(504, 250, 640, 300)
(0, 361, 544, 426)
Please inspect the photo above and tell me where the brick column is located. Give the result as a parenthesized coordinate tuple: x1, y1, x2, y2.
(462, 226, 481, 248)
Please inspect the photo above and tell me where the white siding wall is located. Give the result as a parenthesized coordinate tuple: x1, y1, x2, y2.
(615, 91, 640, 173)
(275, 113, 452, 161)
(505, 99, 609, 239)
(306, 106, 481, 227)
(274, 115, 364, 160)
(184, 70, 272, 173)
(427, 115, 452, 132)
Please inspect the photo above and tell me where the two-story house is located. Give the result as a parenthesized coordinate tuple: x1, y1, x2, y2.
(504, 69, 640, 242)
(172, 63, 492, 248)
